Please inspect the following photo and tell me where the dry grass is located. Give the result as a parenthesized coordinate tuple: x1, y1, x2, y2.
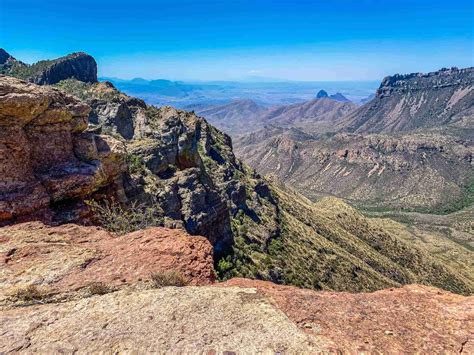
(87, 282, 111, 296)
(12, 285, 48, 303)
(87, 200, 162, 235)
(150, 270, 189, 288)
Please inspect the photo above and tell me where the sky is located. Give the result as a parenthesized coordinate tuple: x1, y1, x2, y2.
(1, 0, 473, 81)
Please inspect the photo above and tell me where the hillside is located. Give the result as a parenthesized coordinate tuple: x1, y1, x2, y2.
(0, 48, 97, 85)
(235, 128, 473, 212)
(195, 96, 357, 136)
(259, 97, 357, 135)
(194, 99, 268, 134)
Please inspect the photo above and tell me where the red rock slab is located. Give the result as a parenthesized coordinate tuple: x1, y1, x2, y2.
(219, 278, 474, 354)
(1, 222, 215, 301)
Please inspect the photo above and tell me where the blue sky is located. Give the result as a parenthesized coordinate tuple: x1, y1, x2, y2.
(1, 0, 473, 81)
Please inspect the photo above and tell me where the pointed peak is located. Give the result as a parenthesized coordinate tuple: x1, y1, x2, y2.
(329, 92, 350, 102)
(0, 48, 15, 65)
(316, 89, 329, 98)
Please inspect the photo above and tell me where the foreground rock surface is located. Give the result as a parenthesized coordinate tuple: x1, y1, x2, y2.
(221, 278, 474, 354)
(0, 279, 471, 353)
(0, 222, 214, 306)
(0, 286, 325, 353)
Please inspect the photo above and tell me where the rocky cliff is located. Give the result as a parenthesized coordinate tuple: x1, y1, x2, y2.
(0, 49, 97, 85)
(0, 76, 125, 225)
(337, 67, 474, 134)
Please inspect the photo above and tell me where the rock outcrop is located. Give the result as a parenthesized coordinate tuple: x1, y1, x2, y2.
(0, 76, 125, 224)
(0, 221, 471, 353)
(31, 52, 98, 85)
(0, 49, 97, 85)
(329, 92, 350, 102)
(316, 89, 329, 98)
(0, 222, 214, 307)
(0, 275, 471, 353)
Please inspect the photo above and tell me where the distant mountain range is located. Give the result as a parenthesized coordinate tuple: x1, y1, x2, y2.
(234, 67, 474, 212)
(98, 76, 378, 108)
(194, 95, 357, 135)
(337, 67, 474, 134)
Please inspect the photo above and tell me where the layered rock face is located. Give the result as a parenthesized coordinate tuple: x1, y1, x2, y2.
(235, 128, 473, 211)
(337, 67, 474, 133)
(0, 76, 125, 224)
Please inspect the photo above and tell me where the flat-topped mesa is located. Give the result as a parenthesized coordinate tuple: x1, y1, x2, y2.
(377, 67, 474, 97)
(0, 76, 125, 224)
(336, 66, 474, 134)
(29, 52, 98, 85)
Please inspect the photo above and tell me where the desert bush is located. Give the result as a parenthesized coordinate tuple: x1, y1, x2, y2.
(150, 270, 189, 288)
(13, 285, 47, 303)
(126, 152, 146, 175)
(87, 200, 162, 235)
(87, 282, 111, 295)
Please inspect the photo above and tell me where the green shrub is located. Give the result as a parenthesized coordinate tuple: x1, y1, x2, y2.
(126, 153, 146, 175)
